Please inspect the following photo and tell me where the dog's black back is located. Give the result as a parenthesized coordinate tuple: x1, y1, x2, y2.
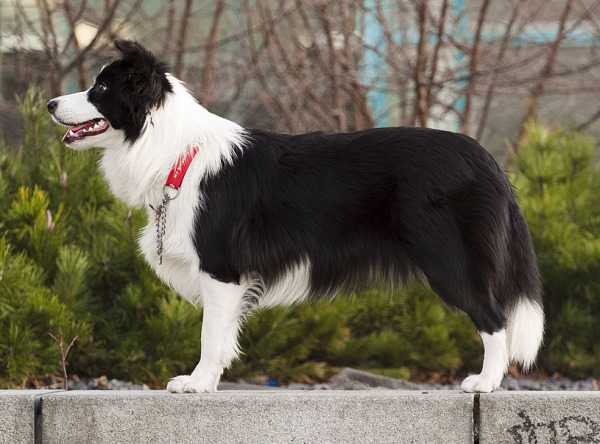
(192, 126, 541, 334)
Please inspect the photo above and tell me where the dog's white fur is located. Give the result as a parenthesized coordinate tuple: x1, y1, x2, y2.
(460, 298, 543, 393)
(461, 330, 508, 392)
(507, 298, 545, 371)
(53, 76, 256, 392)
(52, 74, 518, 393)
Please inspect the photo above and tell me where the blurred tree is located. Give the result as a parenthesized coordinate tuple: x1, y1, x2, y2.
(0, 90, 202, 387)
(3, 1, 600, 155)
(0, 91, 484, 387)
(3, 92, 600, 387)
(513, 123, 600, 377)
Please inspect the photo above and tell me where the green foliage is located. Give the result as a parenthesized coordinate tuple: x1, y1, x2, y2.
(513, 123, 600, 377)
(0, 238, 89, 386)
(0, 90, 202, 387)
(1, 92, 598, 387)
(228, 287, 480, 384)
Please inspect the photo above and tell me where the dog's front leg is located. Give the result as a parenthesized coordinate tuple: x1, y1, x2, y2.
(167, 275, 246, 393)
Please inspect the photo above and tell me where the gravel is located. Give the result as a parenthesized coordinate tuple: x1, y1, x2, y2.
(40, 375, 150, 391)
(312, 368, 600, 391)
(38, 368, 599, 391)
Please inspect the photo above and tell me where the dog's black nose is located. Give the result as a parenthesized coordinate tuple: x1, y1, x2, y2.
(47, 100, 58, 113)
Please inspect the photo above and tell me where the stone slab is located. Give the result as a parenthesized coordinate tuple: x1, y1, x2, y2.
(40, 390, 474, 444)
(0, 390, 55, 444)
(479, 391, 600, 443)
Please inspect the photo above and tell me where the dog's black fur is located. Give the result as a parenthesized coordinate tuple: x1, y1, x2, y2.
(76, 40, 542, 337)
(47, 40, 545, 391)
(89, 40, 172, 142)
(193, 127, 542, 333)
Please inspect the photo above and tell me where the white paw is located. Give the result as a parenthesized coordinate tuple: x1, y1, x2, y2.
(461, 374, 500, 393)
(166, 374, 217, 393)
(166, 375, 191, 393)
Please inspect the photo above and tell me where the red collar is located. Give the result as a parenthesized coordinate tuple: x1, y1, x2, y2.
(165, 144, 199, 191)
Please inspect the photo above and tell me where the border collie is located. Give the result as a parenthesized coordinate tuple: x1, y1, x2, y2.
(47, 40, 544, 393)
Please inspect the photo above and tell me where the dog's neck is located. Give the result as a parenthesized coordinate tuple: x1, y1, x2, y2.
(99, 76, 246, 208)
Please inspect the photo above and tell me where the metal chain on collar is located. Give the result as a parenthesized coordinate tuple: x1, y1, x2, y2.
(149, 144, 198, 266)
(150, 187, 178, 265)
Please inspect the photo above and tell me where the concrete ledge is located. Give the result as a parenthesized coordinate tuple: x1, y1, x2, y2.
(480, 391, 600, 443)
(0, 390, 57, 444)
(3, 389, 600, 443)
(40, 390, 472, 444)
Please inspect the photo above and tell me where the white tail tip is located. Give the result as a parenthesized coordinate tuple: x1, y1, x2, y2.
(507, 298, 544, 371)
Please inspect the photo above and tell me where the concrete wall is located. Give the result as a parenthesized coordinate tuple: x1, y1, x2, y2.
(1, 390, 600, 443)
(479, 391, 600, 443)
(0, 390, 58, 444)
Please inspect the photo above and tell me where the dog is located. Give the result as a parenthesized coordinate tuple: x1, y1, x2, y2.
(47, 40, 544, 393)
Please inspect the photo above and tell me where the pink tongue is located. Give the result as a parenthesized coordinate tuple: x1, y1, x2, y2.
(72, 120, 95, 133)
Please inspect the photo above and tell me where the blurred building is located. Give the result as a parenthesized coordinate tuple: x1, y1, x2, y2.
(363, 0, 600, 157)
(1, 0, 599, 158)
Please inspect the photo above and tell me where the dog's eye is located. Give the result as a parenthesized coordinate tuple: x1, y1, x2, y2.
(97, 83, 108, 92)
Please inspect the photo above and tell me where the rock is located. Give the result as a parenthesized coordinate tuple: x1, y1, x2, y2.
(217, 381, 276, 390)
(92, 375, 109, 390)
(328, 367, 422, 390)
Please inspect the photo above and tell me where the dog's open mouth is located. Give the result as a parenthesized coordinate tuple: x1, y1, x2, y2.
(62, 118, 109, 143)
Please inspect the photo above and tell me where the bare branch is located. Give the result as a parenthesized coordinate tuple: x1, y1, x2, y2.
(61, 0, 122, 77)
(49, 333, 79, 391)
(412, 0, 429, 127)
(174, 0, 193, 78)
(476, 0, 524, 140)
(461, 0, 490, 135)
(425, 0, 449, 120)
(63, 0, 88, 89)
(199, 0, 226, 107)
(519, 0, 575, 138)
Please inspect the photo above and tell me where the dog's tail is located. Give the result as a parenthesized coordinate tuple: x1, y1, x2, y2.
(507, 296, 544, 371)
(503, 201, 544, 371)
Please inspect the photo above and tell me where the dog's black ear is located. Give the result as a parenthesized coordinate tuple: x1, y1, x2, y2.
(114, 39, 139, 55)
(112, 40, 172, 142)
(114, 39, 171, 94)
(114, 40, 161, 68)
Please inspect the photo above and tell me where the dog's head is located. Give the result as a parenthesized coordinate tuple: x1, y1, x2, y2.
(47, 40, 172, 149)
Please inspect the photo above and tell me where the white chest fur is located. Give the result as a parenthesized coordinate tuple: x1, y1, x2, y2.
(137, 160, 206, 305)
(97, 77, 247, 306)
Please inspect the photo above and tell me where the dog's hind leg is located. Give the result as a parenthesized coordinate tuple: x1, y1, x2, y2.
(460, 329, 508, 392)
(433, 287, 509, 392)
(428, 272, 509, 393)
(405, 213, 508, 392)
(167, 273, 250, 393)
(424, 263, 508, 393)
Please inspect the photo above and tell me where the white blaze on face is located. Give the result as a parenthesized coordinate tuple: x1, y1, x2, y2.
(48, 90, 119, 150)
(51, 90, 100, 124)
